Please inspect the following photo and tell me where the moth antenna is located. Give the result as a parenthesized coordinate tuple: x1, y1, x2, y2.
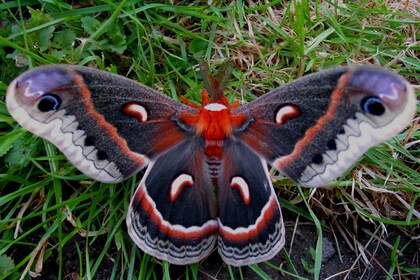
(199, 60, 232, 102)
(215, 59, 232, 90)
(199, 60, 218, 100)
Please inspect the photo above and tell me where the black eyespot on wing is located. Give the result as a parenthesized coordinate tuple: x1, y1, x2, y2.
(97, 150, 108, 160)
(327, 139, 337, 150)
(84, 136, 95, 146)
(37, 94, 62, 112)
(360, 96, 385, 116)
(312, 154, 323, 164)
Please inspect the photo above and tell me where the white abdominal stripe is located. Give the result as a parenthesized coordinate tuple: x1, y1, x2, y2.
(299, 84, 417, 187)
(6, 93, 123, 183)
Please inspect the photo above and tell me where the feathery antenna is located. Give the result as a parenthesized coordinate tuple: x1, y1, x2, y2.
(199, 60, 232, 102)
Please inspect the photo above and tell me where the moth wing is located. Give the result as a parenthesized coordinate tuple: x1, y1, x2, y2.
(217, 140, 285, 266)
(127, 139, 218, 265)
(234, 66, 416, 187)
(6, 65, 196, 183)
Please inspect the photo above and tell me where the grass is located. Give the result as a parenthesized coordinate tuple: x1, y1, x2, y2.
(0, 0, 419, 279)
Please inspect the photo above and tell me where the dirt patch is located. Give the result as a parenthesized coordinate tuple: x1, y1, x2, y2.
(32, 208, 419, 279)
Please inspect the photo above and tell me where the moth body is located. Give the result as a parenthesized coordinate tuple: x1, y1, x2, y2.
(179, 89, 247, 159)
(6, 64, 415, 267)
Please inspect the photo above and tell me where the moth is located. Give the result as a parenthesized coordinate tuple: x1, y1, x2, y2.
(6, 63, 415, 266)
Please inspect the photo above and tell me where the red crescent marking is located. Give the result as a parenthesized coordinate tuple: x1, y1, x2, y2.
(136, 187, 218, 240)
(219, 194, 278, 242)
(275, 71, 351, 169)
(70, 70, 145, 165)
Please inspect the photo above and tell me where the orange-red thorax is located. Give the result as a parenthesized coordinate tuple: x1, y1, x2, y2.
(180, 89, 246, 157)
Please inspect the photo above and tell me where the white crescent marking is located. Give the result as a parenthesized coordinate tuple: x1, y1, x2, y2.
(170, 173, 194, 201)
(126, 103, 148, 122)
(230, 176, 251, 204)
(275, 105, 299, 124)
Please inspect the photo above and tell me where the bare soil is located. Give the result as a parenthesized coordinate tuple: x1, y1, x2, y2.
(28, 208, 419, 280)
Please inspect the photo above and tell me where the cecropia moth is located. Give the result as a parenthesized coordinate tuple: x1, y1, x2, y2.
(6, 63, 415, 266)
